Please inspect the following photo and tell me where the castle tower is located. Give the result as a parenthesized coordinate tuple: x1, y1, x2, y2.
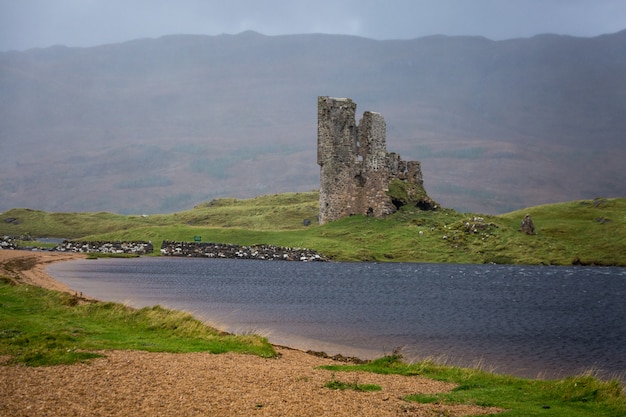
(356, 111, 397, 218)
(317, 97, 359, 224)
(317, 96, 435, 225)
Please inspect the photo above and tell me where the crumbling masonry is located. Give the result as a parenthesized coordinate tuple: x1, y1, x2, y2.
(317, 96, 436, 224)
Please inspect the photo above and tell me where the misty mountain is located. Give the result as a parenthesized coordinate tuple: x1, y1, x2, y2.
(1, 30, 625, 214)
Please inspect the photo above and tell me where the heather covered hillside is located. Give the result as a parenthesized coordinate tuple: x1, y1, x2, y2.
(1, 30, 625, 214)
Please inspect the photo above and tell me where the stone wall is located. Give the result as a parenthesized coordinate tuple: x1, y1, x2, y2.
(54, 240, 153, 255)
(160, 241, 326, 261)
(317, 96, 435, 224)
(0, 236, 19, 250)
(0, 236, 153, 254)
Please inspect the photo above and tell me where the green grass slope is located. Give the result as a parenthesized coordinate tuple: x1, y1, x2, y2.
(323, 355, 626, 417)
(1, 193, 624, 266)
(0, 192, 319, 238)
(0, 280, 275, 367)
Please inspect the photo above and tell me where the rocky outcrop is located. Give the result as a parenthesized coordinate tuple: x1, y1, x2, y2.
(160, 241, 326, 261)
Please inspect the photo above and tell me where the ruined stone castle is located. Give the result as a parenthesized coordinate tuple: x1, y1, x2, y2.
(317, 96, 436, 224)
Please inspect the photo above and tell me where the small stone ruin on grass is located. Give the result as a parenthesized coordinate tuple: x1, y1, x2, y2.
(519, 214, 535, 235)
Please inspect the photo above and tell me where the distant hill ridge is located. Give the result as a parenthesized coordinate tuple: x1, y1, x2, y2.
(1, 30, 625, 214)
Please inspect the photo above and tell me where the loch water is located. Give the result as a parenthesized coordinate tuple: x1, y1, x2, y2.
(48, 258, 626, 381)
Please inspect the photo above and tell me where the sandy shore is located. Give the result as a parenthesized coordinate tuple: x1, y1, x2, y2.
(0, 250, 502, 416)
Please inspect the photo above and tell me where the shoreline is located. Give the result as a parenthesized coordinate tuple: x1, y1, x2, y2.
(16, 250, 626, 380)
(0, 249, 87, 292)
(0, 250, 367, 361)
(0, 249, 505, 416)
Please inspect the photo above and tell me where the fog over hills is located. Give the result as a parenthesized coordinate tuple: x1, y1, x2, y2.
(1, 30, 625, 214)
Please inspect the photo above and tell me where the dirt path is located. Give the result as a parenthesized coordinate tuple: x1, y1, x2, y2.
(0, 250, 502, 416)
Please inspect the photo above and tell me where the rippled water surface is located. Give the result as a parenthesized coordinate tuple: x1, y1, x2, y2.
(48, 258, 626, 380)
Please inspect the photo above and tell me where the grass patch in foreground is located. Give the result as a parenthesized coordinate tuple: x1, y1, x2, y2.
(0, 281, 276, 366)
(324, 373, 382, 392)
(321, 355, 626, 417)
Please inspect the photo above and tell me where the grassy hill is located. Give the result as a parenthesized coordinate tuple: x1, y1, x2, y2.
(2, 192, 624, 266)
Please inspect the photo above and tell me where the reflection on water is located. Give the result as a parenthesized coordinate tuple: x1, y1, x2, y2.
(48, 258, 626, 381)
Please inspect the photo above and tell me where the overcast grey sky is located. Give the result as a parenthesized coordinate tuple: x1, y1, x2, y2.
(1, 0, 625, 51)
